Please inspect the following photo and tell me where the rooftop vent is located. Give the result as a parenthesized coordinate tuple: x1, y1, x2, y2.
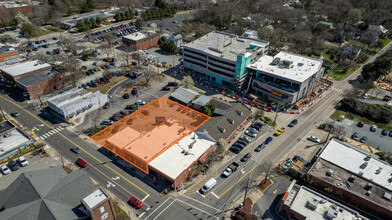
(365, 183, 373, 190)
(306, 198, 318, 210)
(384, 192, 392, 201)
(218, 127, 225, 133)
(366, 190, 372, 196)
(365, 154, 371, 161)
(227, 118, 234, 124)
(361, 161, 368, 168)
(376, 167, 383, 174)
(326, 169, 334, 176)
(348, 175, 356, 182)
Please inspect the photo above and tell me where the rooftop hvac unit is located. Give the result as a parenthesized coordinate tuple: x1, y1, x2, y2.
(366, 190, 372, 196)
(306, 198, 318, 210)
(376, 167, 383, 174)
(365, 154, 371, 161)
(326, 169, 334, 176)
(361, 161, 368, 168)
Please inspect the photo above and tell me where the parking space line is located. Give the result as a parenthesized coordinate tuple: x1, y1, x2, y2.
(211, 192, 219, 199)
(182, 195, 221, 212)
(152, 199, 176, 220)
(176, 199, 219, 220)
(141, 194, 150, 202)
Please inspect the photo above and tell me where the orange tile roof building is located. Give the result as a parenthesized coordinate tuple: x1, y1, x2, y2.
(91, 97, 212, 187)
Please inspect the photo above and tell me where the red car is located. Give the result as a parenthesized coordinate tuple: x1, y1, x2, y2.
(129, 196, 143, 208)
(76, 158, 88, 167)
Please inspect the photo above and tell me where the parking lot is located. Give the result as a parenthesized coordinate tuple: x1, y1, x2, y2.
(327, 119, 392, 153)
(83, 22, 137, 44)
(0, 149, 62, 191)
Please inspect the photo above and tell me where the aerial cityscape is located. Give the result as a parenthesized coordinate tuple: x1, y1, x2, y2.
(0, 0, 392, 219)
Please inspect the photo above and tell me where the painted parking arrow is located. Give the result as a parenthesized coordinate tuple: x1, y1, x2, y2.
(107, 181, 115, 187)
(112, 176, 120, 180)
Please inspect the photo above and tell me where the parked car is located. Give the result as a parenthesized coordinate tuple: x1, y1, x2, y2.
(11, 111, 20, 117)
(168, 82, 178, 86)
(109, 116, 122, 122)
(381, 129, 389, 136)
(288, 119, 298, 127)
(251, 124, 262, 131)
(248, 127, 258, 133)
(264, 137, 273, 144)
(241, 153, 251, 162)
(351, 132, 360, 141)
(100, 120, 114, 125)
(0, 164, 11, 175)
(17, 156, 29, 167)
(239, 135, 251, 143)
(222, 162, 240, 177)
(360, 136, 367, 143)
(370, 125, 377, 132)
(129, 196, 143, 208)
(70, 146, 80, 154)
(75, 158, 88, 167)
(8, 160, 20, 171)
(389, 131, 392, 137)
(255, 143, 265, 152)
(123, 93, 130, 99)
(274, 127, 285, 136)
(357, 121, 364, 127)
(307, 136, 321, 143)
(230, 146, 242, 154)
(245, 130, 257, 138)
(103, 102, 110, 109)
(131, 88, 138, 95)
(162, 86, 170, 91)
(135, 100, 146, 105)
(236, 140, 248, 146)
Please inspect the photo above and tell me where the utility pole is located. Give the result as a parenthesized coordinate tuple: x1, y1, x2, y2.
(0, 106, 7, 121)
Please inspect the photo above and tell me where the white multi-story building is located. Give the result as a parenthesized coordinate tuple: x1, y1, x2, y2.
(47, 87, 107, 120)
(248, 51, 323, 105)
(182, 31, 269, 87)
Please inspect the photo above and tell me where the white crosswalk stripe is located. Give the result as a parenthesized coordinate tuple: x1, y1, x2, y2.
(38, 127, 64, 140)
(40, 136, 45, 140)
(43, 134, 48, 138)
(332, 88, 343, 93)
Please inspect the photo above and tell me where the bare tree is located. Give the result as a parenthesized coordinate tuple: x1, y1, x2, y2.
(118, 45, 133, 67)
(61, 56, 81, 87)
(258, 161, 274, 184)
(332, 125, 346, 139)
(0, 6, 12, 28)
(102, 43, 112, 59)
(181, 75, 194, 88)
(58, 37, 78, 56)
(143, 67, 157, 87)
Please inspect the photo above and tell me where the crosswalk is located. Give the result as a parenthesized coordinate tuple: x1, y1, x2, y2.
(332, 88, 343, 93)
(39, 126, 64, 140)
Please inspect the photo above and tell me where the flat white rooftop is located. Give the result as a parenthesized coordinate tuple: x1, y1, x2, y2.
(248, 51, 322, 83)
(288, 183, 367, 220)
(184, 31, 269, 61)
(82, 188, 109, 210)
(149, 132, 215, 180)
(123, 32, 147, 41)
(47, 87, 107, 110)
(0, 60, 51, 77)
(319, 139, 392, 191)
(0, 129, 31, 156)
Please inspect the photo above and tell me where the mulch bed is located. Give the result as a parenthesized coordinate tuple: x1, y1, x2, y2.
(258, 177, 273, 191)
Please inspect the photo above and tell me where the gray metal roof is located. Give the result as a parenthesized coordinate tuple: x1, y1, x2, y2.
(0, 166, 97, 220)
(192, 95, 211, 106)
(16, 70, 61, 87)
(197, 99, 251, 142)
(170, 87, 199, 104)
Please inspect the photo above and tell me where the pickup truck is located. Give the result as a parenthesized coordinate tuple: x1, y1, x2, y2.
(222, 162, 240, 177)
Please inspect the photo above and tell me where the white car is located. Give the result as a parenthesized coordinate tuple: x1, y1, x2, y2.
(0, 164, 11, 175)
(245, 130, 257, 138)
(18, 156, 29, 167)
(222, 168, 233, 177)
(135, 100, 146, 105)
(307, 136, 321, 143)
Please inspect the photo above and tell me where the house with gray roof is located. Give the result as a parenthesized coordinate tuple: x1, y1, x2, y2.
(0, 166, 115, 220)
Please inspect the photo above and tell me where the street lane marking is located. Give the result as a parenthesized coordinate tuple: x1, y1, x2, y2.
(273, 189, 277, 194)
(270, 174, 275, 178)
(152, 200, 176, 220)
(211, 192, 219, 199)
(144, 197, 171, 220)
(141, 194, 150, 202)
(256, 193, 260, 198)
(219, 135, 290, 198)
(0, 95, 149, 196)
(305, 92, 337, 120)
(175, 199, 219, 220)
(182, 195, 221, 212)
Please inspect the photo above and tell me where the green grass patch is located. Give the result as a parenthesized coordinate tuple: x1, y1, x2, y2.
(379, 38, 391, 47)
(184, 183, 193, 190)
(44, 25, 62, 32)
(40, 30, 49, 36)
(330, 109, 392, 130)
(329, 65, 360, 80)
(330, 109, 355, 120)
(114, 205, 129, 219)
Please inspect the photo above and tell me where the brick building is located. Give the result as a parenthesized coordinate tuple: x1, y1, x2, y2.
(82, 188, 117, 220)
(122, 32, 160, 51)
(307, 139, 392, 219)
(0, 1, 32, 23)
(0, 46, 24, 67)
(0, 60, 64, 99)
(279, 180, 368, 220)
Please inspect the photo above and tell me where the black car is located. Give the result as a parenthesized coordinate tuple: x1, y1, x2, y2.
(8, 160, 20, 171)
(52, 37, 58, 40)
(288, 119, 298, 127)
(168, 82, 178, 86)
(236, 140, 248, 146)
(230, 146, 242, 154)
(70, 146, 80, 154)
(255, 143, 265, 152)
(241, 153, 251, 162)
(123, 93, 130, 99)
(110, 116, 122, 122)
(103, 102, 110, 109)
(162, 86, 170, 91)
(381, 129, 389, 136)
(131, 88, 138, 95)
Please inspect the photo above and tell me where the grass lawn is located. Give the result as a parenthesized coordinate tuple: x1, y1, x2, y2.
(329, 65, 360, 81)
(40, 30, 50, 36)
(114, 205, 129, 220)
(44, 25, 62, 32)
(379, 38, 391, 47)
(330, 109, 392, 130)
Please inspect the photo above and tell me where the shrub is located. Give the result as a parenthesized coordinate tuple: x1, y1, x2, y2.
(340, 98, 392, 123)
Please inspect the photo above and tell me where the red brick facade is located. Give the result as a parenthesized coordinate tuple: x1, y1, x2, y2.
(0, 51, 20, 63)
(123, 34, 160, 51)
(310, 175, 392, 219)
(19, 73, 65, 99)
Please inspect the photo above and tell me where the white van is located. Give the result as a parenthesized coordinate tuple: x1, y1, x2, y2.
(200, 178, 217, 194)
